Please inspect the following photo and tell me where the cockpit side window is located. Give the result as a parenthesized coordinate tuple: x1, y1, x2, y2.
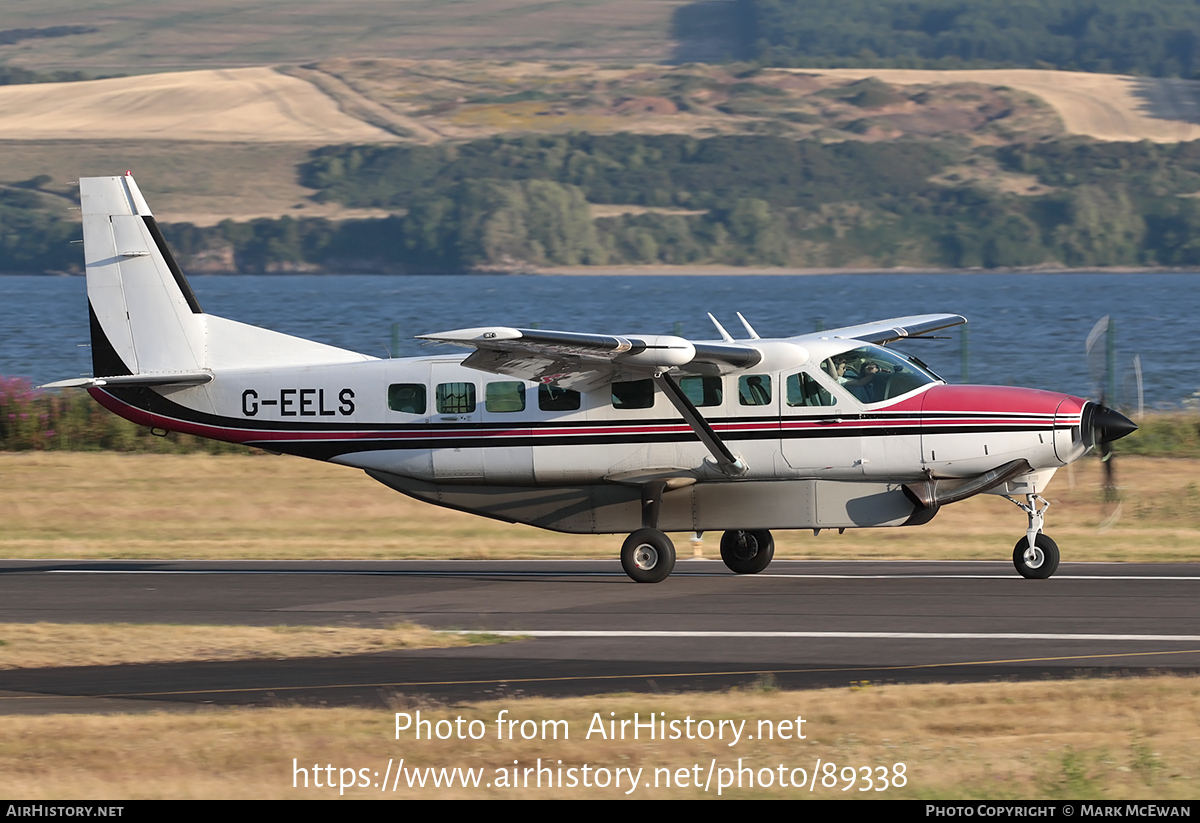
(786, 372, 836, 407)
(820, 345, 939, 404)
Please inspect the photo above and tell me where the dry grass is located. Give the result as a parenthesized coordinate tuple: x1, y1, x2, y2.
(0, 677, 1196, 798)
(0, 68, 396, 144)
(314, 58, 1063, 145)
(0, 60, 1065, 157)
(0, 623, 505, 669)
(1, 451, 1197, 563)
(812, 68, 1200, 143)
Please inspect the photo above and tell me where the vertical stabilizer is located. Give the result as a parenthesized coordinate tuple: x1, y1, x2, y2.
(81, 174, 205, 377)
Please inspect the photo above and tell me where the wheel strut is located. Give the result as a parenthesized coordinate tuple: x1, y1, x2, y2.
(1004, 493, 1050, 552)
(620, 480, 676, 583)
(1004, 493, 1060, 579)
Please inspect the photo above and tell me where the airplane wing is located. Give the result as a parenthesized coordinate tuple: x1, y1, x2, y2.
(823, 314, 967, 345)
(417, 327, 762, 390)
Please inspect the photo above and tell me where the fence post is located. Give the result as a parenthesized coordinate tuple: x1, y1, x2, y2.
(960, 322, 969, 384)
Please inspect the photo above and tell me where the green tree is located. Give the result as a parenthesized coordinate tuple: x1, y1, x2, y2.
(1052, 186, 1144, 266)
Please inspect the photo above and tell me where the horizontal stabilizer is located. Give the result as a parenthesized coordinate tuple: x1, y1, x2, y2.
(40, 371, 214, 389)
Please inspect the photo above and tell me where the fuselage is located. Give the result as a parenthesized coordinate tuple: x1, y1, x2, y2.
(89, 338, 1087, 494)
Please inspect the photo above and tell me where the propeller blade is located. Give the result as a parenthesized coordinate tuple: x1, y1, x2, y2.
(1085, 316, 1110, 402)
(1084, 316, 1135, 528)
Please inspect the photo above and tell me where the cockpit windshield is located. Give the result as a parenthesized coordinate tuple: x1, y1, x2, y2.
(820, 344, 942, 404)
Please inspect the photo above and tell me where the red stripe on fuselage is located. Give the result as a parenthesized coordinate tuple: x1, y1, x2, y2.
(90, 383, 1078, 448)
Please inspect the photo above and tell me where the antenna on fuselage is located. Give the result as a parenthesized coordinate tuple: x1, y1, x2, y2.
(736, 312, 761, 340)
(707, 313, 734, 342)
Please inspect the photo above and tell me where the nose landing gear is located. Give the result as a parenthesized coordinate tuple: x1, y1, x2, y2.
(1005, 493, 1059, 579)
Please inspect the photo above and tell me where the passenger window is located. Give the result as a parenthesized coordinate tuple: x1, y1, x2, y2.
(436, 382, 476, 414)
(612, 379, 655, 410)
(738, 375, 772, 406)
(485, 381, 526, 413)
(680, 375, 723, 407)
(538, 383, 581, 411)
(387, 383, 426, 414)
(786, 372, 835, 407)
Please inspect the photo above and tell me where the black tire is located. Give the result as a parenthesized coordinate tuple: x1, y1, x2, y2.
(1013, 534, 1060, 579)
(720, 529, 775, 574)
(621, 529, 676, 583)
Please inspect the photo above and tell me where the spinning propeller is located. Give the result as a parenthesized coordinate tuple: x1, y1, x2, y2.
(1084, 317, 1139, 525)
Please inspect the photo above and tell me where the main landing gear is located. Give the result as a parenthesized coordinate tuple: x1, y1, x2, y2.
(719, 529, 775, 575)
(1005, 493, 1060, 579)
(620, 480, 677, 583)
(618, 527, 778, 582)
(619, 478, 777, 582)
(621, 528, 676, 583)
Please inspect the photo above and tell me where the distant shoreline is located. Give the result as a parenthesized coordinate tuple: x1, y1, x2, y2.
(525, 265, 1200, 276)
(11, 265, 1200, 277)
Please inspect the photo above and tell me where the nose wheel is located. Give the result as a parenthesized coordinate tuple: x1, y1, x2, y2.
(1005, 493, 1059, 579)
(1012, 533, 1059, 579)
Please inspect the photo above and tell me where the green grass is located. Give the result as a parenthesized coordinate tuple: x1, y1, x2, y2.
(1115, 413, 1200, 458)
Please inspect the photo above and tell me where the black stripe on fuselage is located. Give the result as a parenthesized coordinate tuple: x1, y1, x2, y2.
(102, 386, 1064, 462)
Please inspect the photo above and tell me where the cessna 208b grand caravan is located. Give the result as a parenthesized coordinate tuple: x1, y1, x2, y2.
(46, 174, 1138, 583)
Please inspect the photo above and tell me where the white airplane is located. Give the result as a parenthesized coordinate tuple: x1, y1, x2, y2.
(46, 174, 1137, 583)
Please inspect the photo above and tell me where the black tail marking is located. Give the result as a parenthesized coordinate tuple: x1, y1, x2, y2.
(141, 215, 202, 314)
(88, 300, 133, 378)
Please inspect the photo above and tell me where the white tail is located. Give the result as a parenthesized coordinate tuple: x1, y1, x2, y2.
(58, 174, 373, 388)
(81, 174, 206, 378)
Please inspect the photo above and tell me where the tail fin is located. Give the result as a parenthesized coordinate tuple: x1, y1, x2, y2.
(82, 174, 205, 378)
(46, 173, 373, 389)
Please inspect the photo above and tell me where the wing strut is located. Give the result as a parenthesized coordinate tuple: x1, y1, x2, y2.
(653, 372, 748, 477)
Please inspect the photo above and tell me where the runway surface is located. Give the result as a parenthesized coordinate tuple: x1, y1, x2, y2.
(1, 559, 1198, 711)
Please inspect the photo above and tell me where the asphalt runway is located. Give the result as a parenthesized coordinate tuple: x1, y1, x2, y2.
(1, 559, 1198, 712)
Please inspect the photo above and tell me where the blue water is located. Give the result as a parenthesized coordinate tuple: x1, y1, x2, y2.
(1, 272, 1194, 408)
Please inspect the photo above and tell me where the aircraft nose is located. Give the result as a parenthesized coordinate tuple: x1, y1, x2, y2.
(1083, 402, 1138, 445)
